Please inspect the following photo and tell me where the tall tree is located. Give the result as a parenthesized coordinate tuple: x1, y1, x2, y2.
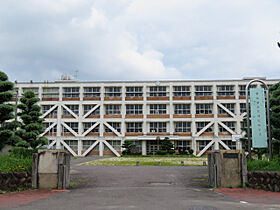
(0, 71, 15, 150)
(16, 91, 47, 149)
(269, 82, 280, 157)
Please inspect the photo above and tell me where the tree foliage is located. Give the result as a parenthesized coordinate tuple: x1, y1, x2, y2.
(0, 71, 15, 150)
(160, 137, 174, 153)
(269, 82, 280, 157)
(16, 91, 47, 149)
(122, 140, 136, 155)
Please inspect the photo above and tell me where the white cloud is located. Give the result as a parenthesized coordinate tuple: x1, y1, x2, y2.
(0, 0, 280, 82)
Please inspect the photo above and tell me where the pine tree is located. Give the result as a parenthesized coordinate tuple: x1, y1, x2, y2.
(16, 91, 47, 149)
(269, 82, 280, 157)
(0, 71, 15, 150)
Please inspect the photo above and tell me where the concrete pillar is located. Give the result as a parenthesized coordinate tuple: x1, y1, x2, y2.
(99, 141, 103, 156)
(142, 140, 147, 155)
(78, 139, 82, 156)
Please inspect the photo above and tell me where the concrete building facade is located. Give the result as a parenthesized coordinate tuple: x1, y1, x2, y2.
(13, 78, 279, 157)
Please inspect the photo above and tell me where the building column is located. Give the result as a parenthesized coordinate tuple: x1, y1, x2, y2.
(78, 139, 82, 156)
(99, 141, 103, 157)
(142, 140, 147, 155)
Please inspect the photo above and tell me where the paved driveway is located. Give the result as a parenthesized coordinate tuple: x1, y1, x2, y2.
(10, 160, 280, 210)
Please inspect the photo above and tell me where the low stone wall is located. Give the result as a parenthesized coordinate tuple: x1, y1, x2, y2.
(247, 171, 280, 192)
(0, 172, 32, 191)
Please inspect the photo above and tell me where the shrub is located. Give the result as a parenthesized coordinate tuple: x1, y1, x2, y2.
(10, 147, 37, 159)
(156, 150, 167, 155)
(247, 159, 280, 171)
(0, 155, 32, 172)
(168, 149, 175, 154)
(188, 149, 194, 155)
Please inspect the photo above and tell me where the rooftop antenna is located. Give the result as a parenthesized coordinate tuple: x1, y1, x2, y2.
(74, 70, 79, 80)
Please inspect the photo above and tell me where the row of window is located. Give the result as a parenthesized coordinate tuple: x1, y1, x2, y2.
(42, 103, 247, 116)
(44, 121, 236, 134)
(17, 85, 262, 98)
(55, 139, 236, 152)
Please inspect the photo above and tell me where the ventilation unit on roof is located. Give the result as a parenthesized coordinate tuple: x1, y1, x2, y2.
(61, 74, 75, 81)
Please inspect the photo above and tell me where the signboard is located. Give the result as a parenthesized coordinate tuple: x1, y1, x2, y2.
(232, 134, 243, 142)
(250, 88, 268, 148)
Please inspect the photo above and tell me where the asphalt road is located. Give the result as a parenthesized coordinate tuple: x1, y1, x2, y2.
(10, 159, 280, 210)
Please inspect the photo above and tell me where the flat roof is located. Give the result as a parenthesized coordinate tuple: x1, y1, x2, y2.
(14, 77, 280, 84)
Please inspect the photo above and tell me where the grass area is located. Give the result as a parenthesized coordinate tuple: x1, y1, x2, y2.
(0, 155, 32, 172)
(80, 156, 207, 166)
(247, 159, 280, 171)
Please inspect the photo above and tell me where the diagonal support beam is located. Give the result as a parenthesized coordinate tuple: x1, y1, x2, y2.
(82, 122, 100, 137)
(40, 122, 57, 136)
(195, 121, 214, 137)
(197, 140, 214, 157)
(60, 140, 77, 156)
(61, 104, 78, 119)
(42, 105, 58, 118)
(82, 140, 99, 156)
(61, 122, 79, 136)
(217, 103, 235, 118)
(103, 140, 121, 157)
(103, 122, 121, 137)
(83, 104, 100, 119)
(218, 121, 236, 135)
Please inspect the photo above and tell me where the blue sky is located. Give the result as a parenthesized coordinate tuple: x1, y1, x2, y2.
(1, 0, 280, 82)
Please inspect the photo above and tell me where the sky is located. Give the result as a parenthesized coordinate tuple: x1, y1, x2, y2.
(1, 0, 280, 82)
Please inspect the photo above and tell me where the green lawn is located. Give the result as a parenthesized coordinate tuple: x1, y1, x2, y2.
(80, 156, 207, 166)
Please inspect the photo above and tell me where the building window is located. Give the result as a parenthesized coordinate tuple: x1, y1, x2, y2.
(222, 140, 236, 150)
(126, 122, 142, 132)
(217, 85, 234, 96)
(173, 86, 190, 96)
(64, 122, 78, 133)
(42, 105, 56, 114)
(218, 103, 235, 114)
(241, 121, 247, 130)
(83, 122, 99, 133)
(150, 122, 167, 133)
(64, 140, 78, 150)
(196, 104, 212, 114)
(105, 87, 121, 97)
(42, 87, 59, 98)
(82, 140, 95, 150)
(174, 122, 191, 132)
(104, 140, 121, 151)
(84, 87, 100, 98)
(175, 140, 191, 152)
(126, 104, 143, 115)
(219, 122, 235, 132)
(126, 87, 143, 97)
(150, 104, 167, 114)
(174, 104, 190, 114)
(196, 122, 213, 132)
(43, 122, 57, 133)
(198, 140, 211, 151)
(105, 104, 121, 115)
(65, 105, 79, 115)
(240, 103, 246, 113)
(22, 88, 39, 96)
(149, 86, 167, 96)
(83, 105, 100, 115)
(105, 122, 121, 133)
(195, 86, 212, 96)
(63, 87, 79, 98)
(239, 85, 246, 96)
